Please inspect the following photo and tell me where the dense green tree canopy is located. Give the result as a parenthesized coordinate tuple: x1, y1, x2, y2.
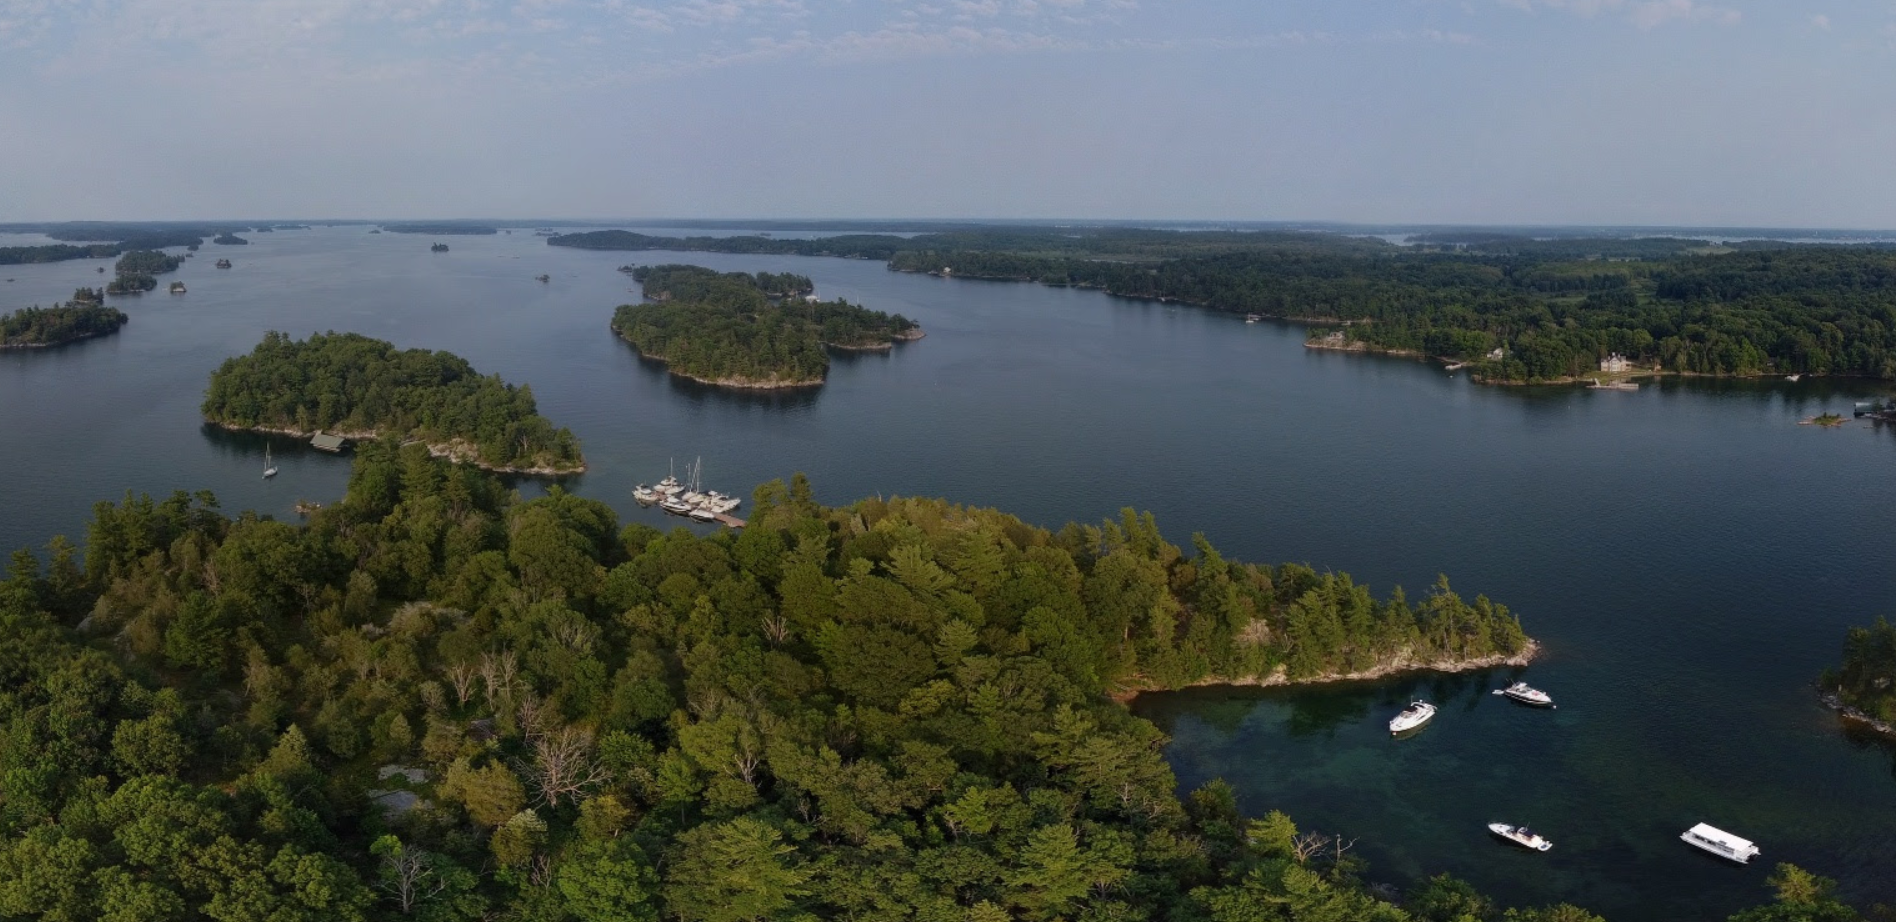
(0, 304, 127, 347)
(200, 331, 584, 472)
(612, 264, 919, 387)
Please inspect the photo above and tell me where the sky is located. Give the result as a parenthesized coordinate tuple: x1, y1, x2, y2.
(0, 0, 1891, 226)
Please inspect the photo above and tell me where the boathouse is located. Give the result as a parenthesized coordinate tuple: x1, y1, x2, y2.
(310, 432, 347, 453)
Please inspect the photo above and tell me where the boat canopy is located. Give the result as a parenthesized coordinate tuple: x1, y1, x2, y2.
(1684, 823, 1756, 853)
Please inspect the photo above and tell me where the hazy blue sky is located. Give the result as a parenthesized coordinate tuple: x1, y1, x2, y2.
(0, 1, 1888, 226)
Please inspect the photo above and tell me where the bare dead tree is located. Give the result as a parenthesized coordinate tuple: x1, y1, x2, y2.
(550, 619, 598, 655)
(761, 613, 791, 646)
(515, 693, 551, 741)
(377, 841, 448, 915)
(1290, 831, 1332, 865)
(1331, 835, 1357, 866)
(527, 854, 556, 888)
(443, 661, 479, 707)
(519, 727, 610, 808)
(478, 650, 519, 708)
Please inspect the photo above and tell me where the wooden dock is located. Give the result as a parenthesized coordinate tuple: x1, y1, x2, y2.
(711, 512, 745, 529)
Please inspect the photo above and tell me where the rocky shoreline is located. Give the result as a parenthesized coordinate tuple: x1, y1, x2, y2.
(207, 422, 586, 475)
(1113, 639, 1541, 702)
(621, 336, 827, 389)
(1820, 690, 1896, 739)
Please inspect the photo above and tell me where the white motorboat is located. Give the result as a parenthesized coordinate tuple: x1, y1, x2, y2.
(1488, 823, 1553, 852)
(632, 484, 658, 505)
(1388, 700, 1436, 734)
(659, 497, 693, 515)
(654, 475, 682, 496)
(1680, 823, 1760, 864)
(689, 507, 718, 522)
(1494, 681, 1556, 708)
(704, 491, 741, 514)
(262, 446, 278, 479)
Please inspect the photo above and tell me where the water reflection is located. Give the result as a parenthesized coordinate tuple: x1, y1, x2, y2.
(620, 341, 823, 411)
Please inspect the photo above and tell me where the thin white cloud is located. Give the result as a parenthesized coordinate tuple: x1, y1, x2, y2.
(1498, 0, 1740, 29)
(1811, 14, 1829, 30)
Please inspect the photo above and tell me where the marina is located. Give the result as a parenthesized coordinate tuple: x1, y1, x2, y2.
(636, 457, 744, 527)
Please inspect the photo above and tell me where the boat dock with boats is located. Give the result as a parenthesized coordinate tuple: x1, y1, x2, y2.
(635, 458, 744, 528)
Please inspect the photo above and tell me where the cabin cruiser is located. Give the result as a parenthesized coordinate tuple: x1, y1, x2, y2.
(653, 475, 682, 496)
(703, 491, 742, 514)
(1388, 701, 1436, 734)
(1488, 823, 1553, 852)
(1494, 681, 1556, 708)
(632, 484, 658, 505)
(1680, 823, 1760, 864)
(659, 497, 693, 516)
(689, 507, 718, 522)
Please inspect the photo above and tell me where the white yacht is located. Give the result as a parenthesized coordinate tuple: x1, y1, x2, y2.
(1388, 701, 1436, 734)
(1488, 823, 1553, 852)
(1494, 681, 1556, 708)
(1681, 823, 1760, 864)
(659, 496, 693, 516)
(632, 484, 658, 505)
(704, 491, 742, 514)
(654, 476, 682, 496)
(688, 507, 718, 522)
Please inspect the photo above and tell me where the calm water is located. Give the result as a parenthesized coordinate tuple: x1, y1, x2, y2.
(3, 226, 1895, 920)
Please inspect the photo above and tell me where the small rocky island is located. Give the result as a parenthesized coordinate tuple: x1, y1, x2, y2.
(201, 331, 585, 474)
(611, 263, 922, 389)
(0, 292, 127, 348)
(430, 242, 450, 253)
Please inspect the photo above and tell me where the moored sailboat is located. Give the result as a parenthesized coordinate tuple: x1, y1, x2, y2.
(262, 446, 278, 479)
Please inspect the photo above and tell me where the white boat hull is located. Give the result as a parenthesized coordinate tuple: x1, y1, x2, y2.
(1488, 823, 1553, 852)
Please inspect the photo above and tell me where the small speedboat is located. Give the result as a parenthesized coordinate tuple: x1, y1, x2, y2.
(1389, 700, 1436, 734)
(1494, 681, 1556, 708)
(1488, 823, 1552, 852)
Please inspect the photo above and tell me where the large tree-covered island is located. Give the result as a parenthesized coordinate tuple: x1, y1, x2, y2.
(0, 447, 1868, 921)
(200, 331, 585, 474)
(0, 296, 127, 348)
(611, 264, 921, 389)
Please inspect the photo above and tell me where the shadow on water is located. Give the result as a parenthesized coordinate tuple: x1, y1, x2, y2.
(1837, 722, 1896, 780)
(198, 423, 307, 460)
(620, 341, 824, 411)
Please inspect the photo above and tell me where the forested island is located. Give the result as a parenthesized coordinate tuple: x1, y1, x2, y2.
(1824, 618, 1896, 735)
(0, 300, 127, 348)
(214, 233, 250, 245)
(200, 331, 584, 473)
(105, 273, 157, 295)
(555, 226, 1896, 384)
(0, 242, 121, 265)
(611, 264, 920, 388)
(0, 446, 1870, 921)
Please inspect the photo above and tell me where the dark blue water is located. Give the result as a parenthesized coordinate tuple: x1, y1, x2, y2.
(3, 226, 1894, 920)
